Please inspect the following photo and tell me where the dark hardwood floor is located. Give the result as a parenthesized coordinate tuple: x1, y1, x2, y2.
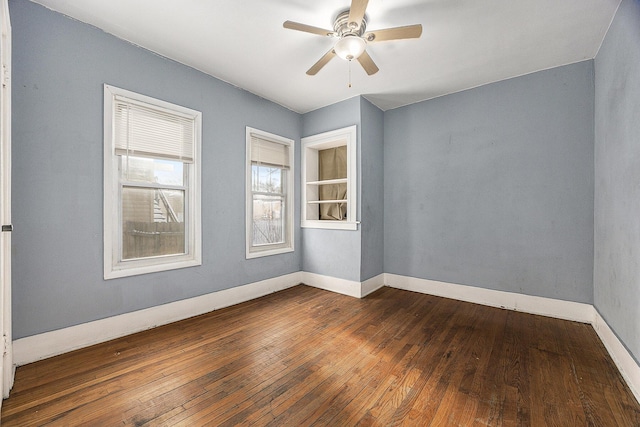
(2, 285, 639, 426)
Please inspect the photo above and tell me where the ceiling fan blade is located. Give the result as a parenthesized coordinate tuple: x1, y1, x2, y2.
(364, 24, 423, 43)
(357, 50, 379, 75)
(348, 0, 369, 30)
(307, 49, 337, 75)
(283, 20, 334, 37)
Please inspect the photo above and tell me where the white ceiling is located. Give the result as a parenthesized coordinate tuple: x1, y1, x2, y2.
(30, 0, 620, 113)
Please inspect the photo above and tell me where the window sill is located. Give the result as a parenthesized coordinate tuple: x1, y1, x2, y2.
(104, 256, 201, 280)
(246, 246, 294, 259)
(301, 220, 358, 231)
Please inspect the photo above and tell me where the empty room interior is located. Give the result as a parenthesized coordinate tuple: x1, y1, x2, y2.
(1, 0, 640, 425)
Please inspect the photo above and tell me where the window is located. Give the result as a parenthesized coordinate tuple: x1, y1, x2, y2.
(246, 128, 294, 258)
(104, 85, 201, 279)
(301, 125, 357, 230)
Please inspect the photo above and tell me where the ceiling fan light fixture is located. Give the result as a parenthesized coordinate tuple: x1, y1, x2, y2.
(334, 35, 366, 61)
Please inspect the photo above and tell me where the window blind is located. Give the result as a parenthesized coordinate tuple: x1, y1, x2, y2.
(114, 96, 195, 163)
(250, 134, 290, 169)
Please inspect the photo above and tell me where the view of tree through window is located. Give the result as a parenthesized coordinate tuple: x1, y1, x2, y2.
(251, 165, 285, 246)
(245, 127, 293, 258)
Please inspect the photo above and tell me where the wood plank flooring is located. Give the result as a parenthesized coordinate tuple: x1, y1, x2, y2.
(2, 285, 639, 426)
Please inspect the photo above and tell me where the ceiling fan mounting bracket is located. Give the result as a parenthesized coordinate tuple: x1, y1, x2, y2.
(334, 10, 367, 37)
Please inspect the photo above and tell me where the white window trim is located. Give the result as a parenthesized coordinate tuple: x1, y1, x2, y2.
(301, 125, 357, 230)
(246, 127, 294, 259)
(104, 84, 201, 279)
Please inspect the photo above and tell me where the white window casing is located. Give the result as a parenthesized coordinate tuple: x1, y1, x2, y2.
(246, 127, 294, 259)
(301, 125, 357, 230)
(104, 84, 201, 279)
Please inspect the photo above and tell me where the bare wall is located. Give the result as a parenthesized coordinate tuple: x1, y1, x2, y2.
(301, 97, 362, 282)
(594, 0, 640, 364)
(384, 61, 595, 303)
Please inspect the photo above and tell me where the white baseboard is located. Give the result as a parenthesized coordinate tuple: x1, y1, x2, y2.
(592, 310, 640, 403)
(384, 273, 640, 403)
(384, 273, 594, 323)
(301, 271, 384, 298)
(13, 272, 302, 366)
(362, 273, 385, 297)
(301, 271, 362, 298)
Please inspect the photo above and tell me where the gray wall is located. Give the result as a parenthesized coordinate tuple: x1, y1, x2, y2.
(594, 0, 640, 363)
(384, 62, 595, 303)
(299, 96, 384, 283)
(11, 0, 301, 339)
(359, 98, 384, 281)
(301, 97, 362, 282)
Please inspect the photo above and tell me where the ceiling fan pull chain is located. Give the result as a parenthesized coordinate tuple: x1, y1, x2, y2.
(348, 60, 352, 88)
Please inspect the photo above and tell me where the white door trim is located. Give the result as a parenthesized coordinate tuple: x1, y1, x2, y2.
(0, 0, 13, 402)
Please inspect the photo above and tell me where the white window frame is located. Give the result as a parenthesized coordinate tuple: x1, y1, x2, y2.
(246, 127, 294, 259)
(301, 125, 357, 230)
(104, 84, 201, 279)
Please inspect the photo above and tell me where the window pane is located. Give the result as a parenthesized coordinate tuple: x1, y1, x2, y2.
(252, 165, 282, 193)
(122, 187, 185, 260)
(120, 156, 184, 186)
(252, 195, 284, 246)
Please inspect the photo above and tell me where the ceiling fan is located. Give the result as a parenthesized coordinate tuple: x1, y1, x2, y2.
(283, 0, 422, 76)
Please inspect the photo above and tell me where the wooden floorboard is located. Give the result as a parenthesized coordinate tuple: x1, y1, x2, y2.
(2, 285, 639, 426)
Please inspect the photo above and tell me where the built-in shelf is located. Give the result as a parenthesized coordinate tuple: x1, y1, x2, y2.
(301, 125, 357, 231)
(306, 178, 348, 186)
(307, 199, 348, 204)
